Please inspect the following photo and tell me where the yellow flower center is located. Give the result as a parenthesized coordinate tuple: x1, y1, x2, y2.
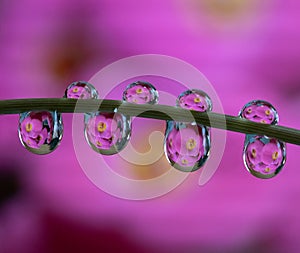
(251, 148, 256, 158)
(181, 159, 188, 165)
(260, 119, 266, 124)
(186, 138, 196, 150)
(265, 109, 271, 116)
(194, 97, 201, 103)
(246, 108, 252, 114)
(96, 140, 102, 147)
(264, 167, 270, 173)
(272, 151, 279, 160)
(136, 88, 143, 94)
(72, 87, 79, 93)
(97, 122, 107, 133)
(25, 123, 33, 132)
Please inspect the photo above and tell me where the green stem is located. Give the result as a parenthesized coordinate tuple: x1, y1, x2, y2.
(0, 98, 299, 146)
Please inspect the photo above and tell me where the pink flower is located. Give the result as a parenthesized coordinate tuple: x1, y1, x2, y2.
(65, 81, 98, 99)
(2, 0, 299, 251)
(66, 85, 87, 99)
(123, 82, 158, 104)
(245, 137, 284, 176)
(252, 163, 278, 175)
(261, 140, 283, 165)
(19, 112, 53, 149)
(173, 126, 203, 157)
(86, 113, 121, 150)
(246, 139, 264, 165)
(166, 124, 204, 167)
(21, 117, 43, 137)
(241, 103, 276, 124)
(22, 129, 48, 149)
(92, 135, 115, 149)
(178, 93, 209, 112)
(177, 154, 200, 167)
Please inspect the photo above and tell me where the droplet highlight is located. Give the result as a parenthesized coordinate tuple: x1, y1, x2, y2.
(18, 111, 63, 154)
(239, 100, 286, 178)
(165, 89, 211, 172)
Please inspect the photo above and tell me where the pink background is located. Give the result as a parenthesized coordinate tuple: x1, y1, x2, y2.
(0, 1, 300, 252)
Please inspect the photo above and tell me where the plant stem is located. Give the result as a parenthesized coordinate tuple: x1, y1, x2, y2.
(0, 98, 299, 146)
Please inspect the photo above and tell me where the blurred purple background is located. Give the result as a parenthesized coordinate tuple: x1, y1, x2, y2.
(1, 0, 300, 252)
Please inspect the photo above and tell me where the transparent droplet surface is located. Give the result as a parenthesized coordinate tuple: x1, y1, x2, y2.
(239, 100, 278, 125)
(64, 81, 99, 99)
(165, 122, 210, 172)
(18, 111, 63, 154)
(165, 89, 212, 172)
(243, 135, 286, 179)
(240, 100, 286, 178)
(123, 81, 158, 104)
(84, 112, 131, 155)
(176, 89, 212, 112)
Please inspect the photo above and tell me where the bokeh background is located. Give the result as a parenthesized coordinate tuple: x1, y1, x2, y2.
(1, 0, 300, 252)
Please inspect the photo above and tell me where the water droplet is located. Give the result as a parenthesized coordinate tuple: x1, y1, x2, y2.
(243, 135, 286, 179)
(18, 111, 63, 154)
(165, 122, 210, 172)
(176, 89, 212, 112)
(123, 81, 158, 104)
(165, 89, 212, 172)
(84, 112, 131, 155)
(239, 100, 278, 125)
(64, 81, 99, 99)
(239, 100, 286, 178)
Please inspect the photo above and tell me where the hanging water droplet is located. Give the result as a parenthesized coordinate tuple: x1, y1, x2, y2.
(123, 81, 158, 104)
(64, 81, 99, 99)
(165, 122, 210, 172)
(164, 89, 212, 172)
(243, 135, 286, 179)
(239, 100, 286, 179)
(18, 111, 63, 154)
(84, 112, 131, 155)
